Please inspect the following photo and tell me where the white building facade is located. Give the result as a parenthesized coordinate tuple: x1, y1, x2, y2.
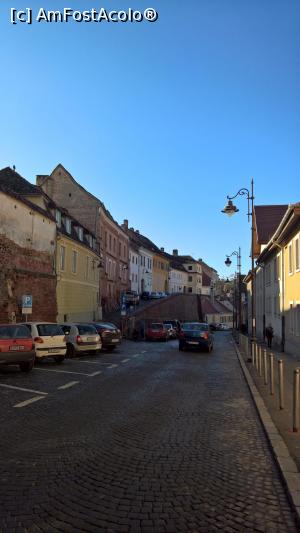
(169, 267, 188, 293)
(129, 245, 139, 293)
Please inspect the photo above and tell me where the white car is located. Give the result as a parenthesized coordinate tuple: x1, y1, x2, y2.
(60, 323, 102, 357)
(21, 322, 67, 363)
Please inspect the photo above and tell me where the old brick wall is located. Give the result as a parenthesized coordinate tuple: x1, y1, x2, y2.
(0, 235, 57, 323)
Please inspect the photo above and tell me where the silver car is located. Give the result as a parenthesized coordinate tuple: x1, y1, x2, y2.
(60, 323, 102, 357)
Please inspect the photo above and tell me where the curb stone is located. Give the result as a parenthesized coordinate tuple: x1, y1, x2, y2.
(234, 339, 300, 525)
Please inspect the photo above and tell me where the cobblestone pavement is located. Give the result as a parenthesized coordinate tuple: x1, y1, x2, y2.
(0, 334, 298, 532)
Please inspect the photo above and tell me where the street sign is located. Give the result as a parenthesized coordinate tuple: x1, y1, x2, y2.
(22, 295, 32, 314)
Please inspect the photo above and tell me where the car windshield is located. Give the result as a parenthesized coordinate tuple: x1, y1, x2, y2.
(151, 324, 163, 330)
(77, 325, 97, 335)
(95, 323, 116, 330)
(37, 324, 64, 336)
(182, 323, 209, 332)
(0, 325, 31, 339)
(164, 324, 172, 329)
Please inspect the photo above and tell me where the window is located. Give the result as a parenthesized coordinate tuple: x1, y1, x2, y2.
(295, 304, 300, 336)
(105, 231, 107, 248)
(295, 238, 300, 271)
(78, 227, 83, 241)
(289, 303, 294, 334)
(289, 244, 293, 274)
(85, 256, 89, 280)
(72, 251, 77, 273)
(119, 242, 121, 255)
(113, 238, 116, 253)
(266, 264, 271, 285)
(188, 287, 192, 293)
(60, 245, 66, 271)
(188, 266, 192, 270)
(109, 234, 112, 251)
(55, 210, 61, 227)
(124, 245, 126, 258)
(188, 276, 192, 282)
(65, 218, 71, 234)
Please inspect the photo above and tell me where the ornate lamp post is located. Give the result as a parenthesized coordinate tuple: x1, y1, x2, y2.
(222, 179, 255, 360)
(225, 248, 242, 331)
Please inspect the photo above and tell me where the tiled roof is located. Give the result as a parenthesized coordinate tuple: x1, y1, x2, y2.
(0, 167, 40, 195)
(254, 205, 288, 244)
(201, 297, 232, 315)
(126, 228, 161, 254)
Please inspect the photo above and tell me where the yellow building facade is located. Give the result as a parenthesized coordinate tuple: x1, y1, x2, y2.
(152, 252, 170, 292)
(56, 217, 101, 322)
(254, 204, 300, 354)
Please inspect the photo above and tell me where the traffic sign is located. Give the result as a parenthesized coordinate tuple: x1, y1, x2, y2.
(22, 295, 32, 314)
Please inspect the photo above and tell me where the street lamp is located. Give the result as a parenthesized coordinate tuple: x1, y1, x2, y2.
(225, 248, 242, 332)
(222, 179, 255, 361)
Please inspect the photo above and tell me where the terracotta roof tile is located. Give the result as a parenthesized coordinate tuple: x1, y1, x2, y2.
(254, 205, 288, 244)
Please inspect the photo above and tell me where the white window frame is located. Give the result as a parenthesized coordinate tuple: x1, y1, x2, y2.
(295, 236, 300, 272)
(60, 245, 66, 271)
(72, 250, 77, 274)
(295, 302, 300, 336)
(55, 210, 62, 228)
(65, 218, 71, 234)
(288, 244, 293, 275)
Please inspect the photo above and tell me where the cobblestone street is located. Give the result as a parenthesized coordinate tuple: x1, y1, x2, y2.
(0, 333, 298, 532)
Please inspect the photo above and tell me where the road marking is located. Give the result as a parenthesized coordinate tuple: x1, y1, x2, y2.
(14, 396, 46, 408)
(132, 354, 140, 358)
(34, 368, 91, 376)
(88, 371, 102, 377)
(121, 358, 130, 363)
(141, 350, 147, 353)
(57, 381, 79, 390)
(107, 364, 118, 369)
(76, 360, 112, 365)
(0, 383, 48, 395)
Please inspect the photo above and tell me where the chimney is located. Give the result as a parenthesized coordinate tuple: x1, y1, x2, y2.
(173, 249, 178, 256)
(160, 247, 164, 252)
(136, 230, 140, 234)
(123, 219, 128, 229)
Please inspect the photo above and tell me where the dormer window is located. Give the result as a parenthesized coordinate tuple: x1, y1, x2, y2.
(55, 210, 61, 227)
(92, 238, 97, 250)
(65, 218, 71, 234)
(78, 227, 83, 241)
(87, 235, 93, 248)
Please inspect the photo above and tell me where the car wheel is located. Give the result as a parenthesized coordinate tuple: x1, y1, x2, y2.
(19, 360, 34, 372)
(54, 355, 65, 364)
(66, 343, 75, 358)
(106, 346, 116, 352)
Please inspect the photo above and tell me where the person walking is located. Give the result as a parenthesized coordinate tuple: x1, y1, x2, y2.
(266, 325, 274, 348)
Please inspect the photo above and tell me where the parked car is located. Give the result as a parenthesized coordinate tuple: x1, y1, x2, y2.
(93, 322, 122, 351)
(157, 291, 166, 298)
(219, 323, 231, 331)
(60, 323, 102, 357)
(123, 291, 140, 306)
(163, 323, 177, 339)
(149, 292, 161, 299)
(163, 320, 181, 334)
(141, 291, 151, 300)
(146, 323, 168, 341)
(21, 322, 66, 363)
(0, 324, 35, 372)
(179, 322, 213, 352)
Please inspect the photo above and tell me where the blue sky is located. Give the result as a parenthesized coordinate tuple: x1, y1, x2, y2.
(1, 0, 299, 278)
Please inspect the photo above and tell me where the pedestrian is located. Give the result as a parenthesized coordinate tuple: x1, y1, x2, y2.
(265, 324, 274, 348)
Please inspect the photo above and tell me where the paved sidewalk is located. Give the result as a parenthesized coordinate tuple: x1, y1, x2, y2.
(238, 335, 300, 472)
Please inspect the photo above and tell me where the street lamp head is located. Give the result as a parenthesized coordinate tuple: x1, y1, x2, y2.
(221, 199, 239, 217)
(225, 257, 232, 267)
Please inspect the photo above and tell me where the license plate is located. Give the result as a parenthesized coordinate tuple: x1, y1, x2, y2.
(48, 348, 59, 353)
(111, 339, 119, 343)
(187, 341, 198, 345)
(9, 345, 24, 351)
(86, 337, 94, 341)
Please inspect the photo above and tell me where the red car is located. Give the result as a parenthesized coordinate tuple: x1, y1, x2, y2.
(0, 324, 36, 372)
(146, 323, 168, 342)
